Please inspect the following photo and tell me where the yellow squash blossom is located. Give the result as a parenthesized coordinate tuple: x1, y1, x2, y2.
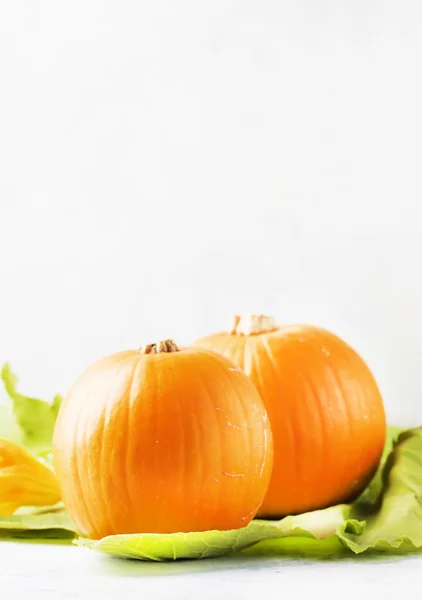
(0, 439, 61, 515)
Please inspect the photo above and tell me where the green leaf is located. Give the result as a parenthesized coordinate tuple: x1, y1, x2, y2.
(242, 533, 347, 559)
(383, 425, 404, 458)
(75, 505, 347, 561)
(0, 395, 22, 446)
(0, 508, 77, 540)
(339, 427, 422, 553)
(75, 522, 282, 561)
(0, 363, 62, 454)
(356, 425, 403, 507)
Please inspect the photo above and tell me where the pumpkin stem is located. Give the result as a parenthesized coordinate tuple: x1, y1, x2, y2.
(230, 315, 278, 336)
(138, 339, 180, 354)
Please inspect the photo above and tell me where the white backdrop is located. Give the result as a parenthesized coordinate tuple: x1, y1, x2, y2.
(1, 2, 422, 426)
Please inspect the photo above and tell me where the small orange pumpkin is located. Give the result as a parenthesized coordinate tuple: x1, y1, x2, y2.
(53, 340, 273, 539)
(195, 315, 387, 517)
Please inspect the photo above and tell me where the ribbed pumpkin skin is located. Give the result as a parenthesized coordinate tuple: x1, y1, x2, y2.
(195, 325, 386, 517)
(52, 347, 273, 539)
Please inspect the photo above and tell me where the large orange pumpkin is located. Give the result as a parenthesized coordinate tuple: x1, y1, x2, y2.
(53, 340, 273, 539)
(195, 315, 387, 517)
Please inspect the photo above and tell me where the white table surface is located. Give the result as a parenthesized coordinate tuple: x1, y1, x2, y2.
(1, 540, 421, 600)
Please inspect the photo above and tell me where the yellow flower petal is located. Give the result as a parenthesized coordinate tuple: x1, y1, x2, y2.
(0, 439, 61, 515)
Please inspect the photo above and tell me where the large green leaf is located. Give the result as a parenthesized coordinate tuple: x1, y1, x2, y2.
(0, 507, 76, 539)
(76, 522, 283, 561)
(75, 505, 347, 561)
(356, 425, 403, 507)
(0, 363, 62, 454)
(339, 427, 422, 553)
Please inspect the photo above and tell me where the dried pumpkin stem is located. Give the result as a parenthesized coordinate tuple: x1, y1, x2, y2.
(139, 339, 180, 354)
(230, 314, 278, 336)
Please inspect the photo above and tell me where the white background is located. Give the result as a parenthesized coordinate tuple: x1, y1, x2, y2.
(1, 1, 422, 429)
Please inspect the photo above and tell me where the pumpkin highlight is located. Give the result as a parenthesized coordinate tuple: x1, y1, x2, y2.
(195, 315, 387, 518)
(53, 340, 273, 539)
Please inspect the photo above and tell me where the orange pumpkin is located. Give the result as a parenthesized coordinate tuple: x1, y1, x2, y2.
(53, 339, 273, 539)
(195, 315, 387, 517)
